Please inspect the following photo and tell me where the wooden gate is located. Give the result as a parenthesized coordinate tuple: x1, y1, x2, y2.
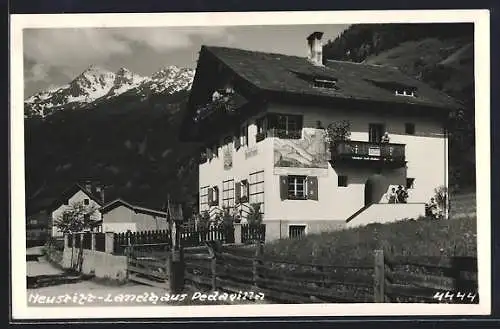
(126, 243, 170, 289)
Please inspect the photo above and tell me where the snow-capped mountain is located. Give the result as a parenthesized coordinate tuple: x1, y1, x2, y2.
(25, 65, 195, 118)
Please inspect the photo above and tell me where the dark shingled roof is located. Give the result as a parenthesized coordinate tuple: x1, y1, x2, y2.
(203, 46, 463, 111)
(100, 198, 168, 217)
(47, 183, 104, 212)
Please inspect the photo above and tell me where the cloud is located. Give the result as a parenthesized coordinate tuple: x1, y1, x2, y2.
(23, 27, 229, 68)
(119, 27, 228, 51)
(25, 63, 50, 82)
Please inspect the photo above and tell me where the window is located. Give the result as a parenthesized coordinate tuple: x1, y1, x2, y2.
(240, 123, 248, 146)
(276, 114, 302, 138)
(249, 171, 265, 214)
(199, 186, 209, 212)
(29, 219, 38, 225)
(287, 176, 307, 199)
(222, 179, 235, 208)
(280, 175, 318, 200)
(369, 123, 385, 143)
(213, 142, 219, 157)
(84, 198, 89, 205)
(406, 178, 415, 189)
(338, 175, 348, 187)
(289, 225, 306, 239)
(313, 78, 337, 89)
(84, 213, 90, 222)
(405, 123, 415, 135)
(256, 117, 266, 134)
(395, 89, 415, 97)
(255, 117, 267, 143)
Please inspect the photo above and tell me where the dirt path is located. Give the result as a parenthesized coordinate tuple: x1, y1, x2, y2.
(26, 248, 270, 307)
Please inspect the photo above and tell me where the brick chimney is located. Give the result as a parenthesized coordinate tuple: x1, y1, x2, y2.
(83, 180, 93, 193)
(95, 185, 105, 204)
(307, 32, 324, 66)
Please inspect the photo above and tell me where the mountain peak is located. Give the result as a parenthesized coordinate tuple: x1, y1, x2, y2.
(25, 64, 195, 118)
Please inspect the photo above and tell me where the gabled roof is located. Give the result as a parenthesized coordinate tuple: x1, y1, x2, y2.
(199, 46, 463, 111)
(48, 183, 104, 212)
(100, 198, 168, 218)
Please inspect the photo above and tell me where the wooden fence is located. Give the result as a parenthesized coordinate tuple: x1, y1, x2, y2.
(113, 225, 266, 254)
(241, 224, 266, 244)
(183, 243, 374, 303)
(125, 245, 170, 289)
(181, 245, 478, 304)
(375, 250, 478, 303)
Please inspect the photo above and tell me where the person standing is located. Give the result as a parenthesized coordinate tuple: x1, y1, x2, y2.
(381, 131, 390, 143)
(387, 187, 397, 204)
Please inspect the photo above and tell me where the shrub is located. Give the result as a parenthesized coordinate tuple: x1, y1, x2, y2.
(196, 211, 210, 230)
(221, 206, 234, 228)
(326, 120, 351, 144)
(247, 203, 263, 226)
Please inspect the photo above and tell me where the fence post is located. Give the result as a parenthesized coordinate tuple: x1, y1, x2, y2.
(234, 223, 242, 244)
(91, 232, 96, 251)
(253, 242, 264, 288)
(374, 249, 385, 303)
(205, 242, 218, 291)
(125, 237, 132, 280)
(169, 245, 185, 294)
(63, 234, 68, 250)
(104, 232, 114, 254)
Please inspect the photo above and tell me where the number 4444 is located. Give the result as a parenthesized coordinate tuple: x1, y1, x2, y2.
(433, 291, 477, 303)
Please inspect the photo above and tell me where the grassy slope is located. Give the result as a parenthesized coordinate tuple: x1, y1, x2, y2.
(264, 216, 477, 266)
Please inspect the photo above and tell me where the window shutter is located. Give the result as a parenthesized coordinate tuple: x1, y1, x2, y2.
(307, 176, 318, 200)
(213, 186, 219, 205)
(280, 176, 288, 200)
(235, 181, 241, 204)
(207, 188, 214, 205)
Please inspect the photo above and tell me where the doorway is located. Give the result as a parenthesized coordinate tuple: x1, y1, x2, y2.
(364, 174, 388, 206)
(369, 123, 385, 143)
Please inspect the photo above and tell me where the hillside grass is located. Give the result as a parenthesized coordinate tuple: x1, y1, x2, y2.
(263, 216, 477, 266)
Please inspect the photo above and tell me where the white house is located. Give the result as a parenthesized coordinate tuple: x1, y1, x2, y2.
(99, 199, 169, 233)
(181, 32, 461, 240)
(49, 182, 104, 238)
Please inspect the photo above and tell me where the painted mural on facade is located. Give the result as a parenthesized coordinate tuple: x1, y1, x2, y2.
(273, 128, 330, 168)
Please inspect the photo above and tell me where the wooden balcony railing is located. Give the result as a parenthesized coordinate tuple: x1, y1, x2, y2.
(331, 140, 406, 167)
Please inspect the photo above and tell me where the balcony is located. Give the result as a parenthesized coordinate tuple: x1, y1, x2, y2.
(330, 140, 406, 168)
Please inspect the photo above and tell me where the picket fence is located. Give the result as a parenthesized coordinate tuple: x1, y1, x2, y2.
(113, 224, 266, 254)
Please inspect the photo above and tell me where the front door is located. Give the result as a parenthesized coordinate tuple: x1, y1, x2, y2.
(369, 123, 385, 143)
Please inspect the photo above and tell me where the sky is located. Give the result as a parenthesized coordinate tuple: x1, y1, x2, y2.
(23, 24, 348, 97)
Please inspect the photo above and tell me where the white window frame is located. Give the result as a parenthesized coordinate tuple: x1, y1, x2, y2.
(287, 175, 308, 199)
